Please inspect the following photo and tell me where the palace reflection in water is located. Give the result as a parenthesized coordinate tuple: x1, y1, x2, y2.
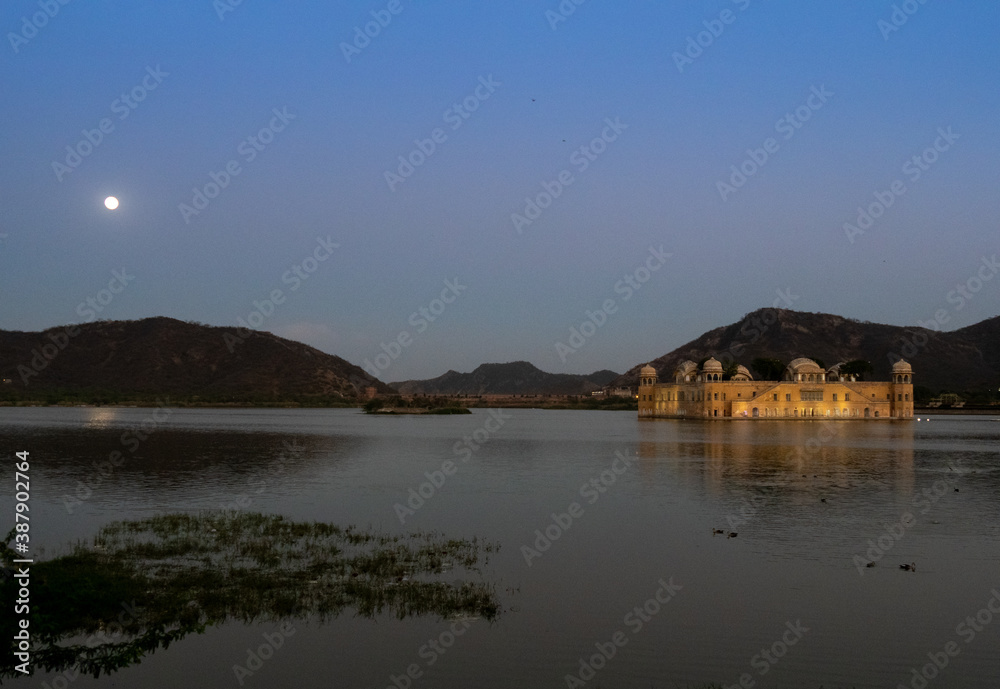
(637, 416, 916, 499)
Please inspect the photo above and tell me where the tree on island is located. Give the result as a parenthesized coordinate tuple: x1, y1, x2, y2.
(363, 398, 385, 413)
(362, 396, 470, 414)
(840, 359, 874, 380)
(751, 357, 786, 381)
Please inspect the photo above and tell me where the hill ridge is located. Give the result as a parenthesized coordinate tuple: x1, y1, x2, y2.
(612, 308, 1000, 393)
(1, 317, 392, 403)
(390, 361, 619, 396)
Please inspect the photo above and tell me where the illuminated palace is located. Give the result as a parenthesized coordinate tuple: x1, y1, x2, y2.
(637, 358, 914, 420)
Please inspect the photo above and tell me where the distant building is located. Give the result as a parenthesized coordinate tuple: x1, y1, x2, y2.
(638, 358, 913, 419)
(927, 393, 964, 408)
(606, 386, 633, 398)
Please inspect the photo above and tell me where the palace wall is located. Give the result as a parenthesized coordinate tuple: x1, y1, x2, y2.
(638, 379, 913, 420)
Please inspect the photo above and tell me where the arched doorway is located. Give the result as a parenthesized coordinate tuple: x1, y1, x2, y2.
(864, 408, 870, 418)
(752, 407, 759, 418)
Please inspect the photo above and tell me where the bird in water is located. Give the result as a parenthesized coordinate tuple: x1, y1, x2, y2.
(866, 561, 876, 568)
(728, 532, 738, 538)
(712, 528, 725, 535)
(900, 562, 916, 571)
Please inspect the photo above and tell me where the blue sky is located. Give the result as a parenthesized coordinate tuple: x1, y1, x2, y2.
(2, 0, 998, 380)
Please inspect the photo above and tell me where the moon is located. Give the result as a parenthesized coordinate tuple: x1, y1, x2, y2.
(104, 196, 119, 210)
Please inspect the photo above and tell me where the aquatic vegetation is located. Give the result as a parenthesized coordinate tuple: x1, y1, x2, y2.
(428, 406, 473, 414)
(1, 513, 500, 679)
(364, 396, 472, 414)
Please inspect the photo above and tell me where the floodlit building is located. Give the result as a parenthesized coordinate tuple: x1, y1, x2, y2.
(638, 357, 913, 419)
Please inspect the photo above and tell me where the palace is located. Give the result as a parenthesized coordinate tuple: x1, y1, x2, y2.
(637, 358, 913, 420)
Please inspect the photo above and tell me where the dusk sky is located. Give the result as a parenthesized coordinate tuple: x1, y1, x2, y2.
(2, 1, 998, 381)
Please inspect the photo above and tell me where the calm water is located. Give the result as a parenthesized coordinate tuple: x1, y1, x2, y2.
(2, 407, 999, 688)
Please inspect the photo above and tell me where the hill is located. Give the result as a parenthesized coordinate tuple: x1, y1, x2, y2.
(390, 361, 619, 396)
(952, 316, 1000, 380)
(611, 309, 1000, 394)
(0, 317, 393, 404)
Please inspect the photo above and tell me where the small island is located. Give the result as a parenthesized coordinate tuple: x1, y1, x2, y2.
(363, 396, 472, 415)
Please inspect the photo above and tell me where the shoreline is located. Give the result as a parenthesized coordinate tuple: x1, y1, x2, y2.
(0, 402, 994, 414)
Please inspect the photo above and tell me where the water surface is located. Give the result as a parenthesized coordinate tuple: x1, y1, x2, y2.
(2, 407, 998, 688)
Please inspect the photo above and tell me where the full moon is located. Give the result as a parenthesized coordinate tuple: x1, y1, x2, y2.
(104, 196, 119, 210)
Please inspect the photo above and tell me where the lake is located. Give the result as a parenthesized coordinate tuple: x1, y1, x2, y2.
(2, 407, 999, 688)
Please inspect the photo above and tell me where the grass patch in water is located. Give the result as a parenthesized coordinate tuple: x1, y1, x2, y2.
(1, 513, 501, 679)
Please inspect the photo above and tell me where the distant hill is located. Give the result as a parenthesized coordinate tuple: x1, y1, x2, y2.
(0, 317, 393, 403)
(611, 309, 1000, 394)
(952, 316, 1000, 380)
(390, 361, 619, 396)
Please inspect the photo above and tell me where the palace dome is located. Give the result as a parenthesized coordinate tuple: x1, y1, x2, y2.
(674, 360, 698, 382)
(640, 364, 657, 376)
(675, 360, 697, 375)
(735, 365, 753, 379)
(787, 358, 823, 373)
(702, 357, 723, 372)
(892, 359, 913, 373)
